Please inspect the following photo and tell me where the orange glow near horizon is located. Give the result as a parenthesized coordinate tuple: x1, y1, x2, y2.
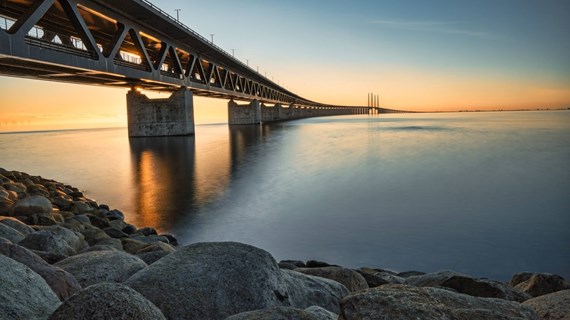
(0, 66, 569, 131)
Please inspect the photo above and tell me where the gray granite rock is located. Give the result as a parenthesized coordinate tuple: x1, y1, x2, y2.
(0, 216, 35, 236)
(339, 284, 538, 320)
(0, 255, 61, 320)
(511, 273, 570, 297)
(294, 267, 369, 292)
(48, 283, 166, 320)
(0, 222, 25, 243)
(405, 270, 531, 302)
(124, 242, 287, 320)
(10, 195, 52, 215)
(19, 225, 88, 256)
(523, 289, 570, 320)
(225, 306, 331, 320)
(0, 240, 81, 301)
(55, 250, 147, 287)
(281, 269, 349, 314)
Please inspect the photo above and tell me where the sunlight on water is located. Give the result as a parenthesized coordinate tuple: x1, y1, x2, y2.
(1, 111, 568, 280)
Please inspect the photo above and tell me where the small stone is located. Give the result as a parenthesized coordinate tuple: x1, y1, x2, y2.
(72, 201, 93, 214)
(306, 260, 335, 268)
(294, 267, 369, 292)
(512, 273, 570, 297)
(136, 226, 158, 236)
(88, 215, 110, 229)
(121, 238, 149, 254)
(103, 227, 129, 239)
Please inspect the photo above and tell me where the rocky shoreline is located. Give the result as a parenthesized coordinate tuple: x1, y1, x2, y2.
(0, 168, 568, 320)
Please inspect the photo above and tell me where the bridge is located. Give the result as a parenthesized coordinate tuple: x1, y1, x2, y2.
(0, 0, 404, 136)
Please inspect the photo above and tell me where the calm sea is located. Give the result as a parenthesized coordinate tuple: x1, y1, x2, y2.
(1, 111, 569, 280)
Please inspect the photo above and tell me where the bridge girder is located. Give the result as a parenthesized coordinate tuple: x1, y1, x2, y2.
(0, 0, 357, 109)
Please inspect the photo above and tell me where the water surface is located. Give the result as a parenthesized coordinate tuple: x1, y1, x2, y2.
(1, 111, 569, 280)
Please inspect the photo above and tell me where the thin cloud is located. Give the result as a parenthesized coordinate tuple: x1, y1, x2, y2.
(368, 19, 491, 38)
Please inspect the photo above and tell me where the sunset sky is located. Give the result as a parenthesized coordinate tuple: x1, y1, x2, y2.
(1, 0, 569, 129)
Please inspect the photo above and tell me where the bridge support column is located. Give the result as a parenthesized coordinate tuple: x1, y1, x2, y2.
(228, 99, 261, 125)
(127, 88, 194, 137)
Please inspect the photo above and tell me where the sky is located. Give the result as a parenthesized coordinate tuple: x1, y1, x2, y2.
(1, 0, 569, 129)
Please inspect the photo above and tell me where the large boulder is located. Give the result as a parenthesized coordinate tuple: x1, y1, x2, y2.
(19, 226, 88, 256)
(281, 269, 349, 313)
(294, 267, 368, 292)
(54, 250, 147, 287)
(510, 272, 570, 297)
(0, 240, 81, 301)
(225, 306, 336, 320)
(339, 284, 538, 320)
(0, 255, 61, 320)
(405, 270, 531, 302)
(125, 242, 348, 320)
(125, 242, 288, 320)
(357, 268, 405, 288)
(48, 283, 166, 320)
(10, 195, 53, 216)
(523, 289, 570, 320)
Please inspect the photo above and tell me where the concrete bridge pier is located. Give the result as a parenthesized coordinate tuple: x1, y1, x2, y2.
(228, 99, 261, 125)
(127, 88, 195, 137)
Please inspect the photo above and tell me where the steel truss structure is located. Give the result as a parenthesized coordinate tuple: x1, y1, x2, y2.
(0, 0, 355, 108)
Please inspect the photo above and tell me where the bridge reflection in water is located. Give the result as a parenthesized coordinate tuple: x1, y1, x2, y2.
(128, 124, 272, 231)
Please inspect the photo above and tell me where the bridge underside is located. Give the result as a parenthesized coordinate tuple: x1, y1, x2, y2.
(0, 0, 405, 137)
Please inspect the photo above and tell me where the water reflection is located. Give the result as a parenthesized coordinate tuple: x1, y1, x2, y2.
(128, 124, 275, 232)
(129, 136, 197, 231)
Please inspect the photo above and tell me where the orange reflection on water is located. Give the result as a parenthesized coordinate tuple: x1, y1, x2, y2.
(134, 150, 163, 228)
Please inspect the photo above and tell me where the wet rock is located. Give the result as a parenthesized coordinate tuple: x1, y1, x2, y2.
(523, 289, 570, 320)
(511, 272, 570, 297)
(225, 306, 335, 320)
(0, 255, 61, 320)
(281, 269, 349, 313)
(339, 284, 538, 320)
(294, 267, 369, 292)
(405, 270, 531, 302)
(0, 240, 81, 301)
(48, 283, 166, 320)
(54, 250, 147, 287)
(162, 233, 178, 246)
(10, 195, 52, 216)
(19, 225, 88, 256)
(124, 242, 288, 320)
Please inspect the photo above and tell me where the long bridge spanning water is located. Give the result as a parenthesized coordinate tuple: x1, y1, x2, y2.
(0, 0, 407, 136)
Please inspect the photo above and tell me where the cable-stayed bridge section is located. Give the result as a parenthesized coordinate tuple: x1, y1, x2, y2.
(0, 0, 384, 136)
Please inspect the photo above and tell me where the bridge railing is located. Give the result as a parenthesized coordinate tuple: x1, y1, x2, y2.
(139, 0, 264, 83)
